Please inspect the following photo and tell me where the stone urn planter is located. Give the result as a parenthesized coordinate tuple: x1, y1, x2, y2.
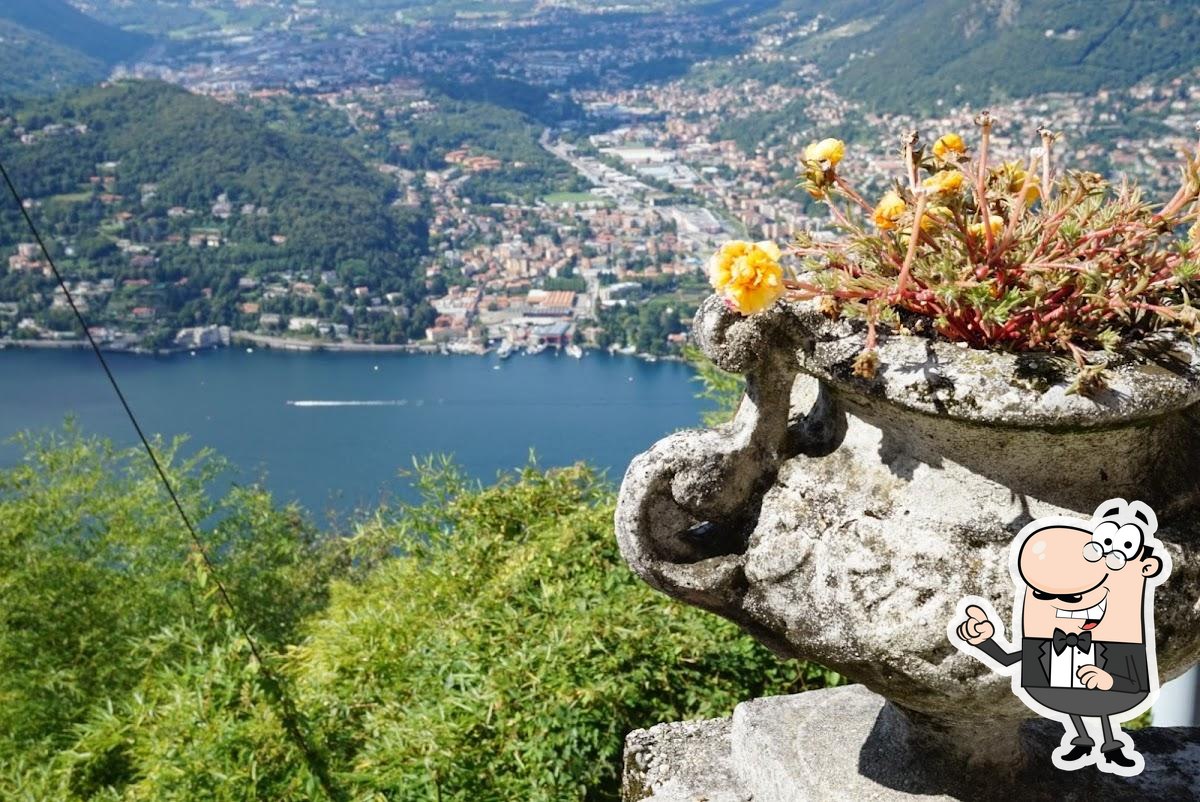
(616, 295, 1200, 798)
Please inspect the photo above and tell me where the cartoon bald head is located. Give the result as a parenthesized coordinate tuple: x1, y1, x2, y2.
(1016, 502, 1165, 644)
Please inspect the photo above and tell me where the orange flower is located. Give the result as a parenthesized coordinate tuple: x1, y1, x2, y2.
(932, 133, 966, 160)
(803, 138, 845, 167)
(873, 191, 906, 230)
(709, 240, 785, 315)
(922, 170, 964, 196)
(969, 216, 1005, 240)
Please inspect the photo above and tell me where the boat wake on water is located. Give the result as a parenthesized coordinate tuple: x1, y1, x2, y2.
(287, 400, 414, 407)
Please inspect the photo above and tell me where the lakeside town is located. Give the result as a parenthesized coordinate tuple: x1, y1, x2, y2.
(5, 7, 1200, 358)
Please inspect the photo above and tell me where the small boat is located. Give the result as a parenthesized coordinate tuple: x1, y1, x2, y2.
(566, 344, 583, 359)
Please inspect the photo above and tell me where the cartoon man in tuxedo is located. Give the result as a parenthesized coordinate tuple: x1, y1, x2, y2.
(949, 498, 1170, 777)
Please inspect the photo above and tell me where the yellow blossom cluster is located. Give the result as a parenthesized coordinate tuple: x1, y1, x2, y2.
(991, 160, 1041, 205)
(800, 137, 847, 199)
(969, 217, 1005, 240)
(804, 138, 845, 166)
(931, 133, 966, 160)
(708, 240, 785, 315)
(872, 191, 907, 230)
(922, 170, 964, 196)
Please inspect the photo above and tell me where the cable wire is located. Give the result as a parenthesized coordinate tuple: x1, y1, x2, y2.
(0, 158, 344, 802)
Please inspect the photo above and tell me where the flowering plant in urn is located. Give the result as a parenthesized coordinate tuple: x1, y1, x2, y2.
(709, 114, 1200, 393)
(618, 110, 1200, 792)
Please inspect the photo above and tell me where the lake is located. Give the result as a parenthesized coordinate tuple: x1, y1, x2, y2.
(0, 347, 712, 523)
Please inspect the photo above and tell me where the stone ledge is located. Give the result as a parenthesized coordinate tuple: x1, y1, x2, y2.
(694, 294, 1200, 429)
(621, 716, 749, 802)
(623, 685, 1200, 802)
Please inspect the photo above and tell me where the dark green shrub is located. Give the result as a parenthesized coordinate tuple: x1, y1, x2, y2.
(0, 433, 837, 800)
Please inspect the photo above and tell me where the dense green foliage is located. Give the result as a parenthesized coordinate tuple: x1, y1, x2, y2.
(0, 0, 151, 66)
(0, 429, 836, 800)
(388, 97, 587, 200)
(0, 427, 342, 798)
(0, 80, 433, 343)
(766, 0, 1200, 112)
(0, 20, 108, 98)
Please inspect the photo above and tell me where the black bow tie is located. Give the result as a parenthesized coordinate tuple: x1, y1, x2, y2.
(1052, 628, 1092, 655)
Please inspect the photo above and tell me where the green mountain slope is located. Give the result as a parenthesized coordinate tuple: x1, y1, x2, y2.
(3, 0, 151, 64)
(0, 0, 151, 95)
(793, 0, 1200, 111)
(0, 19, 108, 97)
(0, 81, 431, 344)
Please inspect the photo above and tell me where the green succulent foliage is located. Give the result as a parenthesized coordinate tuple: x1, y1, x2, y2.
(0, 429, 837, 801)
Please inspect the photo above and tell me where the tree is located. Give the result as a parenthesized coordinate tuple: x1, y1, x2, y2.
(0, 431, 839, 800)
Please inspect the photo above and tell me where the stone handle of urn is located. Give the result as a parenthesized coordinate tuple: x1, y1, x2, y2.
(614, 296, 842, 646)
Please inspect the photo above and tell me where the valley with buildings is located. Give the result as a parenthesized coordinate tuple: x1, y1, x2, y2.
(4, 1, 1200, 358)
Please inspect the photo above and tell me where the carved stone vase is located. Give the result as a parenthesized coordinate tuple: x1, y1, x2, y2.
(616, 295, 1200, 788)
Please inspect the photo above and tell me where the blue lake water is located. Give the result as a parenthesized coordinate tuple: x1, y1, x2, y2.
(0, 347, 711, 523)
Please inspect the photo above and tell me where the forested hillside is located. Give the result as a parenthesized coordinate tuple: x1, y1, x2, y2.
(0, 20, 107, 97)
(0, 0, 150, 96)
(0, 81, 432, 345)
(776, 0, 1200, 111)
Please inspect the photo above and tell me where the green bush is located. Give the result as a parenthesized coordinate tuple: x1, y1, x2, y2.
(289, 460, 835, 800)
(0, 431, 837, 800)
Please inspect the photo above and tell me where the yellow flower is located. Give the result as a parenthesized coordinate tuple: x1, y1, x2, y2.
(920, 204, 952, 232)
(803, 138, 845, 167)
(992, 161, 1041, 205)
(922, 170, 964, 196)
(873, 190, 907, 230)
(709, 240, 784, 315)
(931, 133, 966, 159)
(709, 240, 750, 291)
(968, 216, 1005, 240)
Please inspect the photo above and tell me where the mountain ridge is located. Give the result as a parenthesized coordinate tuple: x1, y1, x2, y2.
(796, 0, 1200, 111)
(0, 0, 152, 96)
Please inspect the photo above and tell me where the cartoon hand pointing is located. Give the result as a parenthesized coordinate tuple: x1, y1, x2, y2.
(956, 604, 995, 645)
(1077, 665, 1115, 690)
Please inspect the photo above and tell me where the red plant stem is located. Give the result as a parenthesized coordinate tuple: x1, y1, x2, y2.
(978, 121, 994, 254)
(893, 192, 928, 299)
(822, 197, 855, 231)
(1026, 205, 1074, 263)
(833, 176, 873, 212)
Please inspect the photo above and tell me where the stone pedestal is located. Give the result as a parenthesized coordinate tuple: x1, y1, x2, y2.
(622, 685, 1200, 802)
(616, 296, 1200, 770)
